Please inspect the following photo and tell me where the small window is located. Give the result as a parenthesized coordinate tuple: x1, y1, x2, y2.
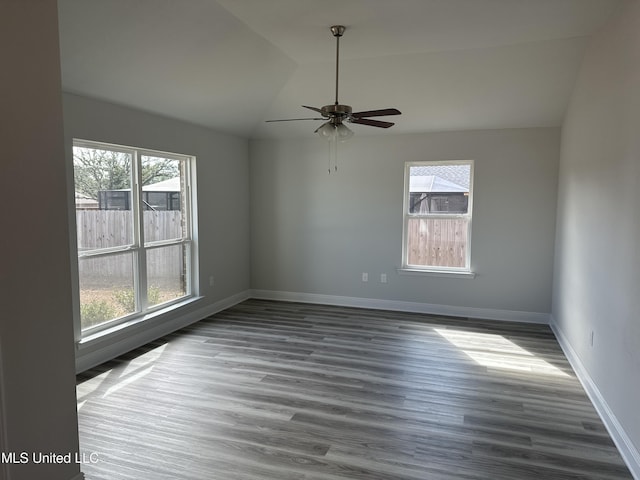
(402, 161, 473, 272)
(73, 140, 196, 334)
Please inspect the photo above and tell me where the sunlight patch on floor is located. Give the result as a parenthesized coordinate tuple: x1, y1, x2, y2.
(435, 328, 568, 377)
(102, 365, 155, 398)
(119, 343, 167, 376)
(76, 343, 167, 411)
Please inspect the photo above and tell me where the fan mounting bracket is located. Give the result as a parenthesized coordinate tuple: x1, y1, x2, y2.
(331, 25, 345, 37)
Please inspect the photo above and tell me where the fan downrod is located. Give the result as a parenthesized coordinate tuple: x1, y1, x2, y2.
(330, 25, 346, 105)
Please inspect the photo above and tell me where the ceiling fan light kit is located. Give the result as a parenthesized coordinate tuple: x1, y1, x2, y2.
(267, 25, 402, 141)
(317, 122, 354, 141)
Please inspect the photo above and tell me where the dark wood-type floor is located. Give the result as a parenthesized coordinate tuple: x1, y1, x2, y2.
(77, 299, 633, 479)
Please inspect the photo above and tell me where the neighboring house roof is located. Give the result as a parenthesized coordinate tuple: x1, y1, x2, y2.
(75, 191, 98, 207)
(409, 175, 467, 193)
(142, 177, 180, 192)
(410, 165, 470, 192)
(105, 177, 181, 193)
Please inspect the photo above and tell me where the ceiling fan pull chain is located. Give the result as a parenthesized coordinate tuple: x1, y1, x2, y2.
(334, 136, 339, 173)
(328, 135, 338, 174)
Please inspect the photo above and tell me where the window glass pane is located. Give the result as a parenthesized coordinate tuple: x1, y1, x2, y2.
(146, 244, 188, 308)
(406, 217, 469, 268)
(73, 146, 133, 249)
(141, 155, 185, 243)
(409, 164, 470, 214)
(78, 252, 136, 330)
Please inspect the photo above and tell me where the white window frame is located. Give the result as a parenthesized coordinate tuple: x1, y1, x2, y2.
(401, 160, 474, 275)
(72, 139, 196, 337)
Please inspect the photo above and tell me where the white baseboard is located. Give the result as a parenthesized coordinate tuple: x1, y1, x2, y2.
(551, 320, 640, 480)
(249, 289, 551, 324)
(75, 290, 250, 373)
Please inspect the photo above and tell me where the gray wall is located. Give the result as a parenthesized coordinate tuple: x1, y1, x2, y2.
(0, 2, 80, 479)
(553, 0, 640, 460)
(251, 127, 559, 317)
(63, 93, 251, 370)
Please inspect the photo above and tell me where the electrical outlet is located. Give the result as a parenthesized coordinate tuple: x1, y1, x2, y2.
(362, 272, 368, 282)
(380, 273, 387, 283)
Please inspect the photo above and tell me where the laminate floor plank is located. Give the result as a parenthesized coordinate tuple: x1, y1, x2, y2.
(77, 299, 633, 479)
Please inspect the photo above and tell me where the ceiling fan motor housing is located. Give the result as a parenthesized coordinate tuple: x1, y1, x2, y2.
(322, 104, 352, 124)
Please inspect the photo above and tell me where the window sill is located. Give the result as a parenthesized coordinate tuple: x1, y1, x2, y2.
(78, 296, 203, 348)
(397, 268, 476, 279)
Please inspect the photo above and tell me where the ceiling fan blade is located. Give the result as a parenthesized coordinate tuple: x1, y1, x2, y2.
(302, 105, 324, 114)
(350, 118, 395, 128)
(351, 108, 402, 118)
(266, 117, 324, 123)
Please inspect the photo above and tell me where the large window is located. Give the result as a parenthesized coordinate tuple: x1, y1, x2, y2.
(402, 161, 473, 272)
(73, 140, 195, 334)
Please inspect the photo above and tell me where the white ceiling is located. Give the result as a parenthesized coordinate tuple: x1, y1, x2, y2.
(57, 0, 620, 140)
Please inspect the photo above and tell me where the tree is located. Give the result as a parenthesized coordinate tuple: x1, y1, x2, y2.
(140, 155, 181, 186)
(73, 148, 179, 200)
(73, 147, 131, 200)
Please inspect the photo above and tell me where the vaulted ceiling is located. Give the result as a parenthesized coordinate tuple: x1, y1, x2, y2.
(57, 0, 620, 139)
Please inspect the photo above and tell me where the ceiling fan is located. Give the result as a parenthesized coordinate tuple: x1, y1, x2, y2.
(266, 25, 401, 139)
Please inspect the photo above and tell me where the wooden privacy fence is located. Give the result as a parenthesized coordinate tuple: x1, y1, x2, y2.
(76, 210, 183, 248)
(78, 212, 468, 279)
(76, 210, 184, 288)
(407, 217, 468, 268)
